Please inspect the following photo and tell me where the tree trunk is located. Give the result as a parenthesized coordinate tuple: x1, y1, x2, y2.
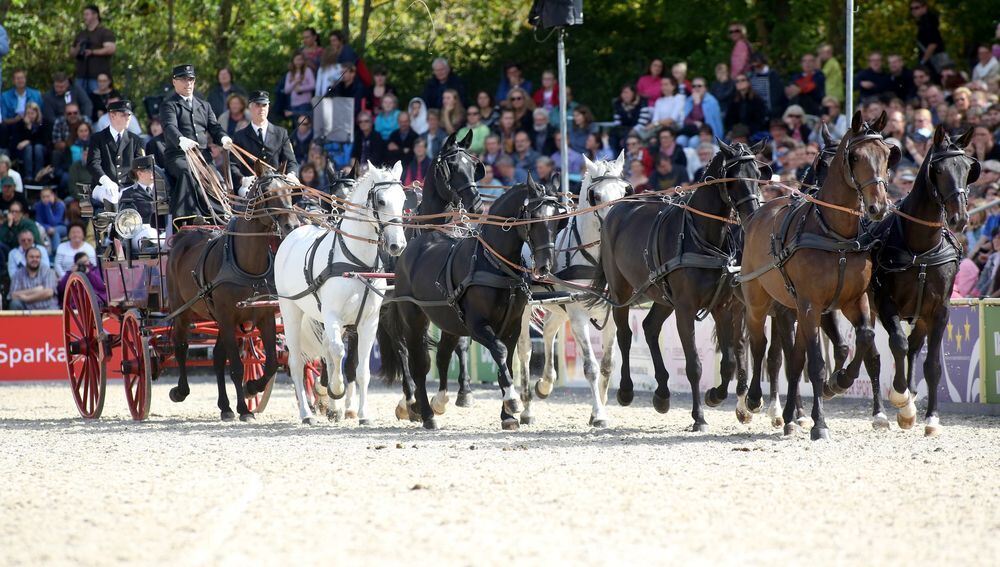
(167, 0, 176, 53)
(357, 0, 374, 54)
(216, 0, 235, 68)
(0, 0, 13, 22)
(341, 0, 351, 42)
(827, 0, 844, 58)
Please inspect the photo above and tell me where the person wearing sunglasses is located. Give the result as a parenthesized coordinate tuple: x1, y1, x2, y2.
(678, 77, 724, 148)
(727, 23, 752, 79)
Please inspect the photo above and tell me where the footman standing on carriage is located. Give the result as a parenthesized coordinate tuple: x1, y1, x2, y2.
(117, 155, 167, 252)
(159, 64, 233, 224)
(89, 98, 143, 205)
(230, 90, 298, 195)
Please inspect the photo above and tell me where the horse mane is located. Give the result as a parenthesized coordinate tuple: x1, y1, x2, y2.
(489, 182, 531, 217)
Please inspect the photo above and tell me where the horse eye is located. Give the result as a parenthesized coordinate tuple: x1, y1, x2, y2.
(378, 199, 385, 207)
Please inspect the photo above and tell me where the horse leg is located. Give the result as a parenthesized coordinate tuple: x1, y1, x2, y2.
(862, 327, 889, 430)
(432, 332, 461, 416)
(707, 302, 740, 409)
(514, 309, 534, 424)
(455, 337, 473, 407)
(821, 311, 849, 371)
(675, 306, 708, 431)
(641, 303, 673, 415)
(218, 323, 252, 421)
(765, 311, 785, 426)
(342, 329, 359, 416)
(169, 314, 191, 403)
(353, 319, 378, 426)
(897, 324, 928, 431)
(797, 301, 829, 440)
(537, 307, 567, 400)
(568, 305, 607, 427)
(922, 308, 948, 436)
(213, 341, 234, 420)
(323, 314, 348, 422)
(612, 306, 635, 406)
(826, 295, 876, 403)
(282, 302, 316, 424)
(597, 310, 618, 408)
(247, 315, 279, 397)
(741, 283, 770, 426)
(407, 310, 435, 430)
(782, 316, 808, 435)
(468, 317, 520, 430)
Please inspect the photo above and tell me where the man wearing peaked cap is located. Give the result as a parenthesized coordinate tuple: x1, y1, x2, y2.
(159, 63, 233, 221)
(118, 155, 166, 252)
(89, 98, 144, 205)
(230, 89, 299, 194)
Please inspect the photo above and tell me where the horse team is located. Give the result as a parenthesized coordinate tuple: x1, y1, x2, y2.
(167, 113, 978, 440)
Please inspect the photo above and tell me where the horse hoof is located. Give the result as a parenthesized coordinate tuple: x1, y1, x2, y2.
(501, 418, 519, 431)
(889, 388, 912, 409)
(872, 413, 890, 430)
(616, 388, 634, 407)
(422, 418, 439, 430)
(746, 396, 763, 413)
(359, 418, 372, 426)
(430, 392, 449, 415)
(652, 392, 670, 414)
(704, 388, 723, 408)
(591, 417, 609, 428)
(810, 427, 830, 441)
(328, 409, 344, 422)
(221, 410, 236, 421)
(897, 412, 916, 430)
(345, 410, 358, 420)
(395, 401, 409, 421)
(796, 415, 814, 430)
(736, 406, 753, 425)
(534, 380, 553, 400)
(503, 398, 522, 415)
(771, 416, 784, 428)
(169, 387, 189, 403)
(302, 417, 316, 425)
(455, 392, 473, 407)
(239, 413, 255, 422)
(783, 422, 802, 436)
(924, 416, 942, 437)
(407, 404, 421, 422)
(519, 414, 535, 425)
(244, 381, 258, 397)
(330, 387, 346, 401)
(690, 422, 709, 433)
(822, 382, 838, 401)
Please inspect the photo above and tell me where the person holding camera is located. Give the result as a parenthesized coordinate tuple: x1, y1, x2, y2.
(57, 251, 106, 304)
(69, 5, 116, 94)
(9, 246, 58, 311)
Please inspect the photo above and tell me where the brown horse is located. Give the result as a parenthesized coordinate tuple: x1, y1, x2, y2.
(740, 110, 899, 439)
(166, 172, 300, 420)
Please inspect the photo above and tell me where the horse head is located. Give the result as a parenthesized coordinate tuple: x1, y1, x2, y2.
(245, 169, 301, 237)
(809, 122, 841, 186)
(361, 160, 408, 257)
(521, 176, 565, 279)
(582, 150, 632, 220)
(430, 130, 486, 214)
(330, 161, 359, 204)
(712, 138, 767, 222)
(838, 110, 897, 220)
(922, 124, 976, 232)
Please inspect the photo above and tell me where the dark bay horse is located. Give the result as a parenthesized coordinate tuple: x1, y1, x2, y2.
(740, 110, 898, 440)
(862, 125, 975, 435)
(590, 140, 769, 432)
(166, 173, 300, 420)
(378, 178, 561, 430)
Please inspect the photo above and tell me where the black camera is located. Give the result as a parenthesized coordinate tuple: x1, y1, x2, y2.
(76, 40, 90, 61)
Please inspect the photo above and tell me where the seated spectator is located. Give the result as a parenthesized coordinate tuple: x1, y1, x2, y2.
(206, 67, 247, 118)
(678, 77, 724, 147)
(481, 135, 505, 168)
(457, 105, 491, 156)
(628, 158, 650, 192)
(330, 63, 366, 116)
(809, 96, 848, 143)
(51, 102, 92, 165)
(315, 45, 344, 97)
(782, 105, 811, 143)
(66, 146, 93, 202)
(408, 97, 429, 135)
(976, 229, 1000, 297)
(548, 85, 578, 130)
(671, 62, 692, 96)
(710, 63, 734, 119)
(365, 66, 396, 115)
(748, 53, 787, 119)
(306, 143, 333, 190)
(584, 132, 614, 162)
(298, 27, 324, 71)
(421, 57, 467, 110)
(532, 70, 559, 112)
(953, 235, 984, 298)
(57, 251, 106, 304)
(33, 188, 66, 253)
(218, 93, 249, 137)
(725, 74, 768, 135)
(349, 111, 385, 170)
(535, 156, 558, 190)
(527, 108, 555, 156)
(693, 142, 719, 180)
(648, 155, 689, 191)
(87, 73, 117, 121)
(1, 69, 44, 128)
(651, 76, 685, 133)
(972, 45, 1000, 84)
(9, 102, 48, 180)
(54, 222, 96, 278)
(6, 228, 49, 279)
(297, 163, 319, 192)
(292, 115, 313, 164)
(624, 134, 654, 176)
(440, 89, 466, 135)
(971, 126, 1000, 162)
(493, 108, 519, 155)
(494, 155, 520, 187)
(854, 51, 892, 102)
(0, 177, 28, 215)
(64, 200, 95, 247)
(637, 58, 665, 106)
(566, 105, 596, 154)
(386, 110, 418, 167)
(495, 62, 532, 103)
(890, 167, 917, 201)
(8, 246, 58, 310)
(549, 131, 584, 185)
(786, 53, 826, 116)
(420, 109, 447, 159)
(375, 93, 401, 140)
(42, 71, 92, 125)
(653, 128, 687, 171)
(478, 162, 499, 196)
(612, 83, 651, 149)
(283, 53, 316, 119)
(887, 54, 916, 102)
(511, 131, 540, 181)
(403, 138, 431, 187)
(504, 87, 534, 132)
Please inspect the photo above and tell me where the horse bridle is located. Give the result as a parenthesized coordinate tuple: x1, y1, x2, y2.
(244, 173, 294, 236)
(435, 147, 485, 210)
(586, 174, 634, 208)
(926, 148, 978, 207)
(514, 193, 566, 259)
(366, 179, 404, 244)
(843, 132, 891, 194)
(717, 151, 767, 212)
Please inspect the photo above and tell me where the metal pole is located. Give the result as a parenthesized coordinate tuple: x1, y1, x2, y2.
(557, 27, 570, 204)
(845, 0, 854, 119)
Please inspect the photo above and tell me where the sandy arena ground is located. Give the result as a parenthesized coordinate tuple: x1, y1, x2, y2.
(1, 377, 998, 566)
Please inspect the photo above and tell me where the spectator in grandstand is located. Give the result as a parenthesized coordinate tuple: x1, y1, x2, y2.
(206, 67, 247, 118)
(951, 234, 980, 298)
(566, 105, 596, 154)
(611, 83, 651, 150)
(1, 69, 43, 128)
(402, 137, 431, 187)
(648, 154, 689, 191)
(298, 27, 323, 71)
(672, 62, 692, 96)
(0, 175, 26, 214)
(496, 62, 532, 103)
(728, 22, 752, 79)
(420, 109, 447, 159)
(512, 130, 539, 181)
(6, 228, 49, 279)
(57, 251, 105, 304)
(786, 53, 825, 116)
(33, 188, 65, 253)
(526, 108, 555, 157)
(306, 143, 333, 190)
(782, 104, 811, 143)
(693, 142, 719, 180)
(584, 132, 614, 162)
(8, 246, 58, 310)
(0, 23, 8, 89)
(69, 4, 116, 94)
(422, 57, 467, 109)
(628, 158, 650, 192)
(494, 155, 520, 186)
(725, 73, 768, 136)
(887, 54, 916, 102)
(505, 87, 534, 133)
(548, 85, 578, 129)
(549, 131, 583, 185)
(349, 110, 384, 171)
(474, 91, 499, 129)
(911, 0, 947, 75)
(217, 92, 249, 137)
(651, 76, 685, 132)
(855, 51, 892, 102)
(283, 53, 316, 120)
(329, 63, 366, 116)
(535, 156, 557, 190)
(440, 88, 466, 135)
(890, 167, 917, 200)
(493, 108, 519, 154)
(365, 66, 396, 115)
(817, 44, 843, 103)
(42, 71, 92, 125)
(624, 134, 653, 176)
(86, 72, 116, 122)
(975, 229, 1000, 296)
(637, 58, 665, 106)
(408, 97, 429, 135)
(386, 110, 417, 167)
(809, 96, 847, 143)
(653, 127, 687, 171)
(532, 69, 558, 112)
(972, 45, 1000, 84)
(748, 53, 786, 119)
(457, 105, 491, 155)
(375, 92, 401, 140)
(10, 102, 48, 180)
(710, 63, 734, 120)
(51, 102, 91, 163)
(481, 134, 505, 168)
(54, 222, 96, 278)
(971, 126, 1000, 162)
(678, 77, 724, 146)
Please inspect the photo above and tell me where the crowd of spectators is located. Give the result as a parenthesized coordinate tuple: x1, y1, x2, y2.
(1, 3, 1000, 309)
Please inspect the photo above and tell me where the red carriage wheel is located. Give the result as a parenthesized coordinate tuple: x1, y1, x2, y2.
(304, 360, 321, 409)
(241, 335, 274, 413)
(63, 273, 107, 419)
(120, 309, 152, 421)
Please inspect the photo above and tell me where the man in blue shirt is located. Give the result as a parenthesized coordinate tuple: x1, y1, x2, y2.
(1, 69, 44, 128)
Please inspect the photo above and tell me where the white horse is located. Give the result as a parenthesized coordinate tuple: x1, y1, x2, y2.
(275, 162, 408, 424)
(515, 152, 631, 427)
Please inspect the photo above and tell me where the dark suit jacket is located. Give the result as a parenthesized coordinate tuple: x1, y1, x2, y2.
(87, 127, 144, 187)
(230, 122, 298, 182)
(118, 182, 157, 224)
(159, 92, 227, 157)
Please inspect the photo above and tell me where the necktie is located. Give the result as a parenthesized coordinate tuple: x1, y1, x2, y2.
(257, 128, 264, 145)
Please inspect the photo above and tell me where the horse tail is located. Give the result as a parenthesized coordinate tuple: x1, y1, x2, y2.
(377, 303, 406, 385)
(585, 253, 610, 309)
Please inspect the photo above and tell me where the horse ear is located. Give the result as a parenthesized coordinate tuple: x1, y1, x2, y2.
(749, 138, 766, 156)
(459, 128, 474, 149)
(872, 110, 888, 133)
(444, 131, 457, 148)
(348, 160, 359, 179)
(253, 159, 267, 178)
(932, 124, 946, 147)
(582, 154, 597, 176)
(716, 137, 735, 156)
(956, 126, 975, 149)
(850, 110, 864, 133)
(821, 123, 834, 147)
(391, 160, 403, 180)
(615, 149, 626, 174)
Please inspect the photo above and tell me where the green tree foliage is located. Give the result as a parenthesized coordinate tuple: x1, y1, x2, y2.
(0, 0, 993, 125)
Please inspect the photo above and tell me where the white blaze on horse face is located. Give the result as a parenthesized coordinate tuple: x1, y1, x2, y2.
(375, 166, 407, 256)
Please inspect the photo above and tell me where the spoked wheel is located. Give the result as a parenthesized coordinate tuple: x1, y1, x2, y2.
(120, 309, 152, 421)
(241, 335, 274, 414)
(63, 273, 107, 419)
(304, 360, 321, 410)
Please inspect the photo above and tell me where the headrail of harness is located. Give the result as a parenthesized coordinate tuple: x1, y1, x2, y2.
(556, 175, 634, 281)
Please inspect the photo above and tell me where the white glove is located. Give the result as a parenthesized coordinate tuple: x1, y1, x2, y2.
(221, 136, 234, 151)
(178, 136, 199, 152)
(93, 182, 120, 205)
(98, 175, 119, 192)
(238, 176, 256, 197)
(285, 172, 300, 186)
